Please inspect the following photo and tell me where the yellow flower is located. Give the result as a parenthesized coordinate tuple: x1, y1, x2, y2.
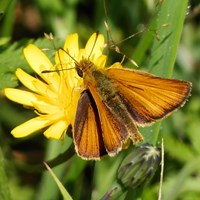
(4, 33, 107, 140)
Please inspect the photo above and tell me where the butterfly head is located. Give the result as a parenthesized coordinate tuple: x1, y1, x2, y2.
(75, 58, 95, 78)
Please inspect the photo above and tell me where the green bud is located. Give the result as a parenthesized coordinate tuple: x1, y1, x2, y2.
(117, 144, 161, 189)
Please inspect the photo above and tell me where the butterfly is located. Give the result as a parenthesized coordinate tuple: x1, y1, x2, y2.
(67, 33, 192, 160)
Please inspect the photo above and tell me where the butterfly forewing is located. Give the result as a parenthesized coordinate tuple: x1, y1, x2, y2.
(73, 90, 106, 160)
(105, 68, 192, 126)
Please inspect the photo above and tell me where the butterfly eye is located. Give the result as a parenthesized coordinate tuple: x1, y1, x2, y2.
(76, 68, 83, 77)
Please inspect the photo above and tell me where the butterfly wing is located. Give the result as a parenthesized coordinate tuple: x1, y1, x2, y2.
(73, 90, 106, 160)
(87, 81, 143, 156)
(105, 68, 191, 126)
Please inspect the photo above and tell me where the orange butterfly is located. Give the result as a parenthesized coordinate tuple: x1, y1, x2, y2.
(71, 33, 192, 160)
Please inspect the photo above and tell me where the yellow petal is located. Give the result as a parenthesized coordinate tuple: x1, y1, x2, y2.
(95, 55, 107, 69)
(4, 88, 39, 107)
(55, 33, 78, 70)
(55, 34, 80, 89)
(32, 98, 61, 114)
(85, 33, 104, 60)
(11, 116, 52, 137)
(24, 44, 53, 74)
(64, 33, 79, 58)
(16, 68, 56, 98)
(109, 62, 123, 69)
(43, 119, 69, 139)
(23, 44, 60, 87)
(78, 49, 86, 61)
(16, 68, 40, 92)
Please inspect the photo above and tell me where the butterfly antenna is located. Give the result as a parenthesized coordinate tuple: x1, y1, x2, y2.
(42, 49, 76, 74)
(103, 1, 139, 67)
(88, 31, 100, 59)
(43, 33, 79, 73)
(114, 46, 138, 67)
(103, 0, 115, 48)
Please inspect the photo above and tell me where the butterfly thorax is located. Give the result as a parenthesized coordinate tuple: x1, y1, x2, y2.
(75, 58, 107, 88)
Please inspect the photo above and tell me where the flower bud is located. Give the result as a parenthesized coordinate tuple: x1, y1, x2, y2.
(117, 144, 161, 189)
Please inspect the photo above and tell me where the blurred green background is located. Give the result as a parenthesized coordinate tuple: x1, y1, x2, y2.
(0, 0, 200, 199)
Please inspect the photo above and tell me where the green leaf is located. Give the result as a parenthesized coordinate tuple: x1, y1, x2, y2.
(35, 140, 72, 200)
(149, 0, 188, 77)
(0, 148, 12, 200)
(44, 162, 73, 200)
(163, 134, 195, 163)
(140, 0, 189, 145)
(163, 156, 200, 200)
(0, 0, 17, 37)
(0, 37, 61, 89)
